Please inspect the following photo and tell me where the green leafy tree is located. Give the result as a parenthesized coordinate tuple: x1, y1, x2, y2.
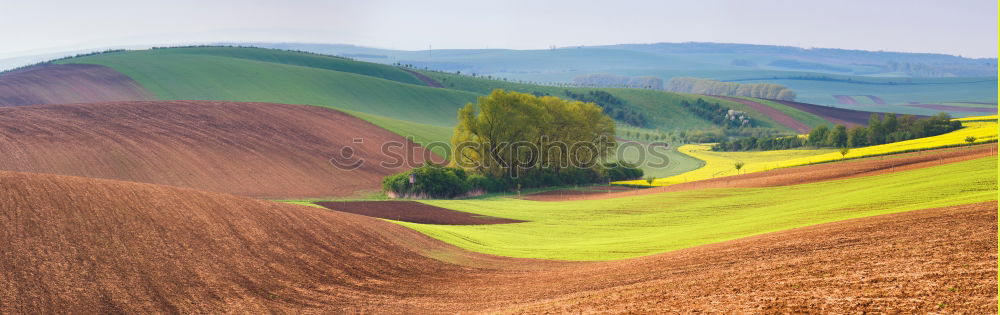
(452, 89, 616, 179)
(827, 125, 848, 148)
(965, 136, 977, 145)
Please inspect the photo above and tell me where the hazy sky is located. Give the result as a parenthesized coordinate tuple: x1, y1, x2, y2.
(1, 0, 996, 58)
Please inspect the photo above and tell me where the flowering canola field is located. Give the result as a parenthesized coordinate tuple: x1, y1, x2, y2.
(618, 118, 997, 186)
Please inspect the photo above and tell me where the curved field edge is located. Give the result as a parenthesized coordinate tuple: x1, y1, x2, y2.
(393, 157, 996, 261)
(619, 119, 998, 186)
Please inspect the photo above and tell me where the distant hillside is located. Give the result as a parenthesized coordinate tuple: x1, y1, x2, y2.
(253, 42, 997, 112)
(34, 46, 926, 145)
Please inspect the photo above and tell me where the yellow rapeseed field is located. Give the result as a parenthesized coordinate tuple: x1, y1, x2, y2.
(618, 118, 997, 186)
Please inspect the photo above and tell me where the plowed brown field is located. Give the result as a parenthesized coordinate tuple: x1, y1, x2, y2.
(1, 170, 995, 313)
(715, 96, 811, 132)
(0, 64, 153, 106)
(773, 100, 927, 127)
(0, 101, 436, 198)
(316, 201, 525, 225)
(525, 143, 997, 201)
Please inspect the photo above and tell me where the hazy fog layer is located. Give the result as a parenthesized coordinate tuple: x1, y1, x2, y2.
(0, 0, 996, 58)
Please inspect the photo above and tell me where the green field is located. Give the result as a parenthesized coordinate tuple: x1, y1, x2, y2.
(610, 142, 705, 178)
(56, 47, 855, 142)
(391, 157, 996, 261)
(422, 70, 810, 132)
(263, 43, 998, 114)
(57, 48, 478, 128)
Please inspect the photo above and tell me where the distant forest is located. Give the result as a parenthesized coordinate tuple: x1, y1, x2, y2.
(563, 90, 648, 127)
(571, 74, 664, 90)
(666, 77, 796, 101)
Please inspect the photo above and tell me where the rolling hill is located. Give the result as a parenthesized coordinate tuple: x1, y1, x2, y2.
(0, 64, 153, 106)
(0, 100, 436, 199)
(54, 47, 479, 128)
(255, 42, 998, 113)
(1, 169, 994, 313)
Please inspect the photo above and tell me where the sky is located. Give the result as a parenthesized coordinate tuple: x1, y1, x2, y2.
(0, 0, 996, 59)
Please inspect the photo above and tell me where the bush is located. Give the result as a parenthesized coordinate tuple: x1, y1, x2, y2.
(467, 174, 506, 193)
(382, 163, 470, 199)
(383, 162, 644, 199)
(603, 163, 643, 181)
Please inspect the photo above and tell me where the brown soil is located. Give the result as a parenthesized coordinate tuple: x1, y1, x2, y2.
(0, 64, 154, 106)
(833, 94, 860, 105)
(715, 96, 811, 132)
(774, 100, 926, 127)
(909, 103, 998, 113)
(0, 101, 437, 199)
(1, 170, 994, 313)
(315, 201, 525, 225)
(865, 95, 887, 104)
(527, 143, 997, 201)
(401, 69, 444, 88)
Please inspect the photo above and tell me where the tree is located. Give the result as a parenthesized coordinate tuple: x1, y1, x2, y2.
(965, 136, 977, 145)
(452, 89, 616, 180)
(839, 148, 850, 159)
(808, 125, 830, 146)
(827, 125, 848, 148)
(867, 113, 884, 145)
(734, 161, 745, 174)
(847, 126, 868, 148)
(645, 176, 656, 185)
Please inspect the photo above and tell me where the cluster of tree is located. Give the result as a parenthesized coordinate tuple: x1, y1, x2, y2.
(713, 113, 963, 151)
(452, 89, 616, 178)
(563, 90, 648, 127)
(623, 131, 667, 142)
(666, 77, 797, 101)
(886, 60, 997, 77)
(681, 98, 754, 129)
(571, 74, 664, 90)
(383, 162, 643, 198)
(379, 89, 646, 198)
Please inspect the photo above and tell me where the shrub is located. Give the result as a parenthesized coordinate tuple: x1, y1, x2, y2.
(382, 163, 470, 199)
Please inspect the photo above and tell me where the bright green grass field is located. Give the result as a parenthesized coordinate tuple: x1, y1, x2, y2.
(56, 47, 479, 128)
(392, 157, 996, 261)
(610, 142, 705, 178)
